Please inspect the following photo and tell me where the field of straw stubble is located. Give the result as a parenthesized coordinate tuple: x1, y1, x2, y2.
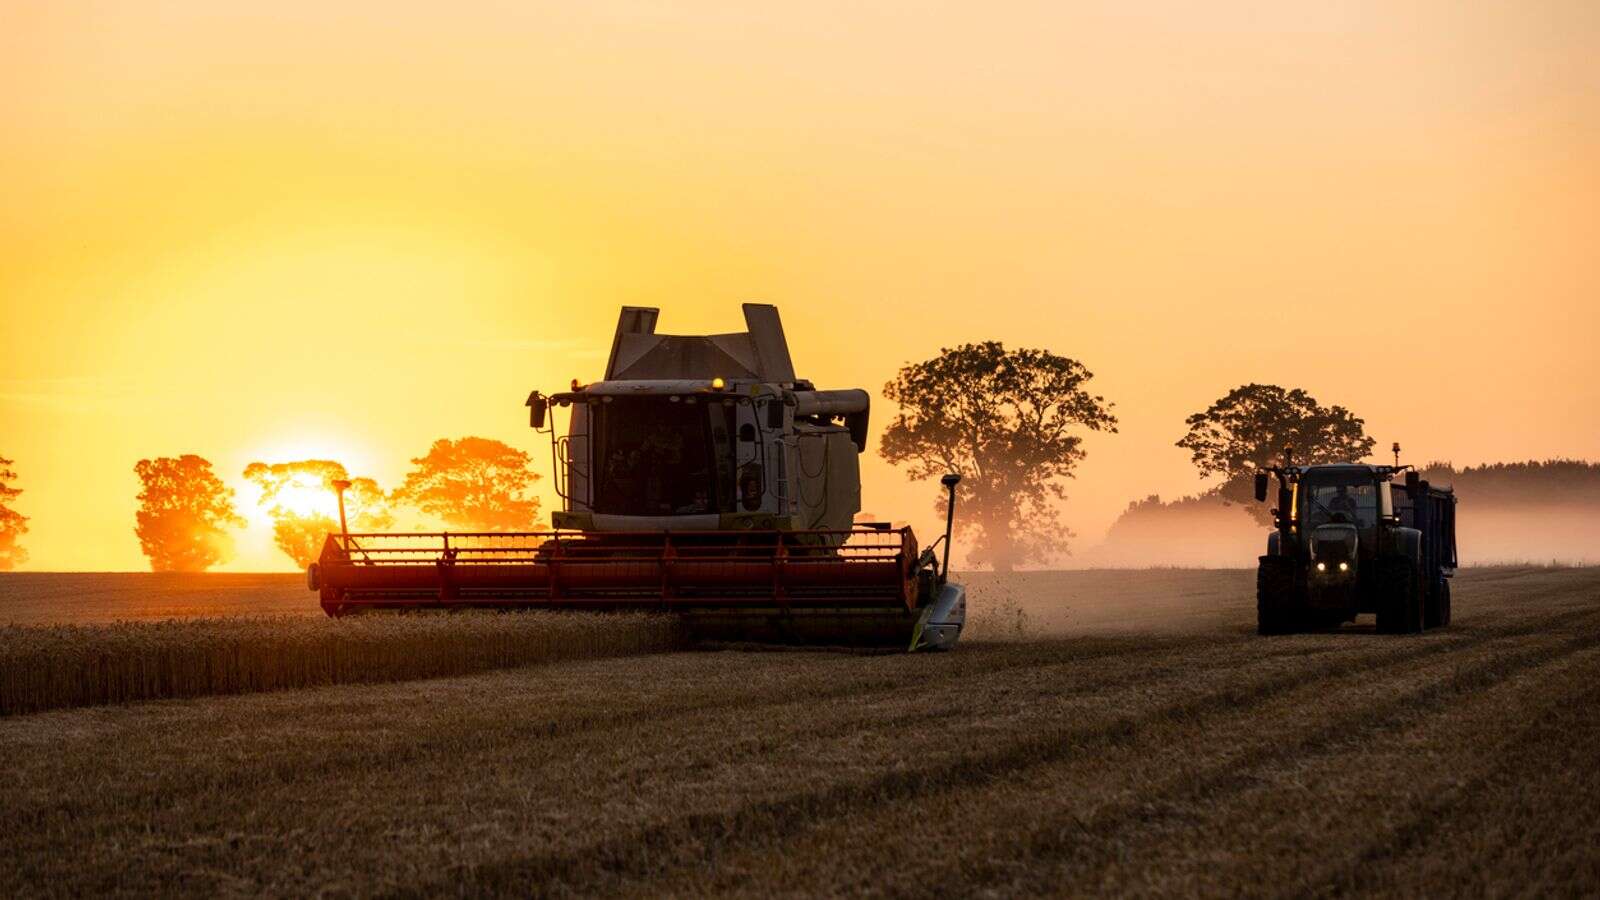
(1, 565, 1598, 896)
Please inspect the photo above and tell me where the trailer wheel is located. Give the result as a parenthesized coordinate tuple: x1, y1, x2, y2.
(1377, 559, 1424, 635)
(1432, 579, 1452, 629)
(1256, 557, 1300, 635)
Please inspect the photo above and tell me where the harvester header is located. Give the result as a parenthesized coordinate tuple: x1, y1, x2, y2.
(310, 303, 966, 650)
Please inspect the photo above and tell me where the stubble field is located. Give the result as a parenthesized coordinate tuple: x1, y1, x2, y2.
(2, 565, 1597, 896)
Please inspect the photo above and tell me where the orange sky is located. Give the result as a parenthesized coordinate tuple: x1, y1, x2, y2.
(3, 1, 1597, 571)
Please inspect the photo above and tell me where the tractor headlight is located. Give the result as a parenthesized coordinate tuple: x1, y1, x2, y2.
(1316, 562, 1326, 572)
(1338, 562, 1349, 572)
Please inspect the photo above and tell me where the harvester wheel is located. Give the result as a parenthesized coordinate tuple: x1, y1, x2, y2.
(1256, 557, 1300, 636)
(1377, 559, 1424, 635)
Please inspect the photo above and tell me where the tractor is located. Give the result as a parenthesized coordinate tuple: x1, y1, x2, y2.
(1253, 446, 1457, 634)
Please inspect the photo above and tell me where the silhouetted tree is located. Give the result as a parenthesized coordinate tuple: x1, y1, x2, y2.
(881, 342, 1118, 571)
(269, 517, 339, 568)
(133, 455, 246, 572)
(0, 456, 29, 571)
(1177, 383, 1375, 519)
(242, 460, 393, 567)
(390, 437, 541, 531)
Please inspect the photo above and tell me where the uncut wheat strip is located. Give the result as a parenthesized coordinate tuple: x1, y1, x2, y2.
(0, 613, 686, 716)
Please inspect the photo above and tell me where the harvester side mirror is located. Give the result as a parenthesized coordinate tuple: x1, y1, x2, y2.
(1405, 470, 1420, 494)
(1253, 472, 1269, 502)
(766, 399, 784, 429)
(526, 392, 548, 429)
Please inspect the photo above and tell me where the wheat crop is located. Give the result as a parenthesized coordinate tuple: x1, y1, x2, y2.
(0, 611, 686, 716)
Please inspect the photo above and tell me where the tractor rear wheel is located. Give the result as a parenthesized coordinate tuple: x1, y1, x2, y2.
(1377, 558, 1424, 635)
(1256, 556, 1300, 635)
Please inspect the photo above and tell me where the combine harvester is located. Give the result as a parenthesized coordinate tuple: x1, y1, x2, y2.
(308, 304, 967, 650)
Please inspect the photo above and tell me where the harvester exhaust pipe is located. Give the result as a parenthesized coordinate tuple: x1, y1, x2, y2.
(331, 479, 352, 540)
(939, 473, 961, 582)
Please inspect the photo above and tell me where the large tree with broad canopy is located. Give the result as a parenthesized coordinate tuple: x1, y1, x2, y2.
(1177, 383, 1376, 518)
(881, 342, 1117, 571)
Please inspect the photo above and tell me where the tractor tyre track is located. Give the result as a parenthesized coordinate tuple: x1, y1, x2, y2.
(617, 609, 1600, 898)
(409, 607, 1600, 897)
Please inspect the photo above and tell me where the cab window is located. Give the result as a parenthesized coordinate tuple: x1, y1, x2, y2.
(1301, 480, 1377, 528)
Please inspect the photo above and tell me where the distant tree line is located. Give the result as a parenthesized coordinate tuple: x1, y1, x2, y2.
(127, 437, 541, 572)
(3, 365, 1588, 576)
(1415, 459, 1600, 507)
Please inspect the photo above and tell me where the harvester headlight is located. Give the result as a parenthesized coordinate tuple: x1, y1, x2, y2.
(1316, 562, 1326, 572)
(1338, 562, 1349, 572)
(710, 376, 726, 390)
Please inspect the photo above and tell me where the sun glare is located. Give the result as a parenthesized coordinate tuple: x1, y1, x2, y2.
(272, 475, 340, 520)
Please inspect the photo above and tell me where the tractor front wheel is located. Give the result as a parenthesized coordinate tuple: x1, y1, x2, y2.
(1256, 556, 1301, 636)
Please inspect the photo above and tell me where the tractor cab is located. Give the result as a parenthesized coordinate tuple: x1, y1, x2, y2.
(1294, 465, 1391, 588)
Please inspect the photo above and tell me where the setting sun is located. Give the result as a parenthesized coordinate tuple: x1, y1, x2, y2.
(259, 474, 339, 522)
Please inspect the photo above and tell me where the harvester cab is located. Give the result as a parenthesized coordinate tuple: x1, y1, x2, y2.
(1252, 445, 1457, 635)
(528, 303, 867, 538)
(309, 304, 967, 651)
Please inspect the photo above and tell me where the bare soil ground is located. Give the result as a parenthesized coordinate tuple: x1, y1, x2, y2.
(2, 566, 1597, 896)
